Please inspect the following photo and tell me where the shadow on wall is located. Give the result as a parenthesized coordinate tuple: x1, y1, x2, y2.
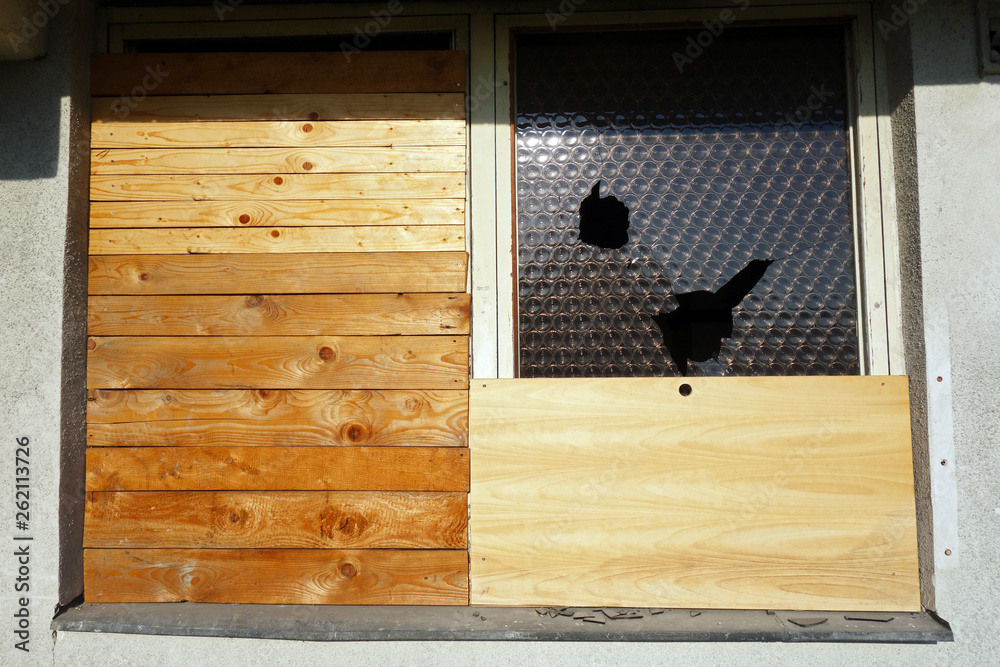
(0, 53, 66, 180)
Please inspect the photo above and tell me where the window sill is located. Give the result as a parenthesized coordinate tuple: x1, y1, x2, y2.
(52, 603, 952, 644)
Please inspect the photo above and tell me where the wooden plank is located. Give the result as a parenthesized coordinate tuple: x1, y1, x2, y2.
(86, 446, 469, 492)
(90, 119, 465, 149)
(469, 376, 920, 611)
(90, 173, 466, 201)
(84, 548, 468, 604)
(87, 335, 468, 390)
(86, 389, 468, 448)
(90, 146, 466, 175)
(87, 294, 470, 336)
(91, 92, 466, 123)
(89, 226, 465, 254)
(89, 199, 465, 228)
(84, 491, 468, 549)
(88, 252, 468, 295)
(90, 51, 466, 96)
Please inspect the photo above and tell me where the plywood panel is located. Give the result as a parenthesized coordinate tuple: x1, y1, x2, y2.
(91, 51, 466, 96)
(90, 146, 466, 175)
(89, 199, 465, 228)
(92, 93, 466, 123)
(91, 119, 465, 148)
(88, 294, 470, 336)
(88, 252, 468, 295)
(469, 376, 920, 611)
(84, 491, 467, 549)
(89, 225, 465, 254)
(90, 173, 465, 201)
(86, 389, 468, 448)
(87, 335, 469, 390)
(86, 446, 469, 491)
(84, 548, 469, 604)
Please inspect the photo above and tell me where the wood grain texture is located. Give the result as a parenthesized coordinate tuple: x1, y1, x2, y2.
(88, 252, 468, 295)
(90, 173, 465, 201)
(84, 548, 469, 604)
(88, 294, 470, 336)
(84, 491, 468, 549)
(87, 335, 469, 390)
(92, 92, 466, 122)
(469, 376, 920, 612)
(90, 146, 466, 175)
(89, 225, 465, 254)
(91, 51, 466, 96)
(86, 446, 469, 491)
(89, 199, 465, 228)
(86, 389, 468, 448)
(91, 119, 465, 149)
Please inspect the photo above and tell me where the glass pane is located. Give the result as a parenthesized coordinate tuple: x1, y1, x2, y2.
(515, 26, 860, 377)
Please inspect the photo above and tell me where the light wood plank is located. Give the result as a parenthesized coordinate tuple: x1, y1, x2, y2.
(90, 119, 465, 149)
(88, 294, 470, 336)
(87, 335, 468, 390)
(86, 446, 469, 492)
(92, 93, 466, 123)
(469, 376, 920, 611)
(84, 548, 468, 605)
(86, 389, 468, 448)
(88, 252, 468, 295)
(90, 146, 466, 175)
(89, 226, 465, 254)
(91, 51, 466, 96)
(84, 491, 468, 549)
(89, 199, 465, 228)
(90, 173, 466, 201)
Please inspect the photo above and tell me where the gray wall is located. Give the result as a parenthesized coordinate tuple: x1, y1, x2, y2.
(1, 0, 998, 663)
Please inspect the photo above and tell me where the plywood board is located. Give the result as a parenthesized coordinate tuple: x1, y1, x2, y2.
(86, 389, 468, 448)
(84, 491, 467, 549)
(469, 376, 920, 611)
(87, 294, 470, 336)
(91, 93, 466, 123)
(90, 51, 466, 96)
(87, 335, 469, 390)
(86, 446, 469, 492)
(84, 548, 469, 604)
(88, 199, 465, 228)
(88, 252, 468, 295)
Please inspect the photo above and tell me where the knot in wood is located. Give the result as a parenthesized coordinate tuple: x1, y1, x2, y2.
(319, 346, 336, 361)
(340, 562, 357, 578)
(342, 422, 369, 444)
(270, 229, 280, 238)
(87, 338, 97, 350)
(307, 112, 319, 121)
(302, 123, 314, 133)
(302, 162, 314, 171)
(138, 272, 150, 281)
(245, 295, 265, 308)
(273, 176, 284, 185)
(238, 214, 251, 224)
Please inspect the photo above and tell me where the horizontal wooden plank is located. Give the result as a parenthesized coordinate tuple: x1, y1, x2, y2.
(89, 199, 465, 228)
(84, 491, 468, 549)
(88, 252, 468, 295)
(84, 548, 469, 604)
(90, 173, 466, 201)
(90, 146, 466, 175)
(86, 446, 469, 492)
(91, 119, 465, 148)
(88, 294, 470, 336)
(92, 92, 466, 123)
(91, 51, 466, 96)
(87, 335, 468, 390)
(86, 388, 468, 448)
(89, 225, 465, 254)
(469, 376, 920, 611)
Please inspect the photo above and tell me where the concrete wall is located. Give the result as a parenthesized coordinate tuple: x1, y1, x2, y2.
(1, 0, 997, 664)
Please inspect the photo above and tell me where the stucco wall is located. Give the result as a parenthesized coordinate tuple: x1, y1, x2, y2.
(0, 0, 997, 664)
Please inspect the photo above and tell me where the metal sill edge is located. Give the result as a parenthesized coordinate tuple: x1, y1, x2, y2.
(51, 604, 953, 644)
